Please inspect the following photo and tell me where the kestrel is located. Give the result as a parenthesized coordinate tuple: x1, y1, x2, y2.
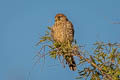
(51, 13, 76, 71)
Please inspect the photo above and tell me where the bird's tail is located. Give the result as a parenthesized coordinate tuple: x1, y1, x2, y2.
(65, 55, 76, 71)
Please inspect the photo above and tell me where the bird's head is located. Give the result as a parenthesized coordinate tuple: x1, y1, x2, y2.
(55, 13, 68, 22)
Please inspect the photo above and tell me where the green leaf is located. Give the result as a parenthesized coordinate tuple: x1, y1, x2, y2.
(47, 26, 51, 30)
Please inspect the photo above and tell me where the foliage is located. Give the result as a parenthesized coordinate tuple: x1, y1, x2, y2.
(37, 27, 120, 80)
(77, 42, 120, 80)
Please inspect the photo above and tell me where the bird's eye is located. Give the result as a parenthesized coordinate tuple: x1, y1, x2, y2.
(58, 16, 62, 19)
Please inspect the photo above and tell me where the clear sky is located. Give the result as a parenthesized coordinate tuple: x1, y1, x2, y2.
(0, 0, 120, 80)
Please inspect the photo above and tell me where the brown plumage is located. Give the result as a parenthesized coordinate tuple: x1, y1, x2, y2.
(51, 13, 76, 71)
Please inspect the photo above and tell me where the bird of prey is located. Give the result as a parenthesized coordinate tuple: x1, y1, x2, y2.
(51, 13, 76, 71)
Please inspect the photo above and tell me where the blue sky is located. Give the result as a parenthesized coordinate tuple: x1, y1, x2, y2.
(0, 0, 120, 80)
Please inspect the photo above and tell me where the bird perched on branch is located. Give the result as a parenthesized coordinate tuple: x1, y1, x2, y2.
(51, 13, 76, 71)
